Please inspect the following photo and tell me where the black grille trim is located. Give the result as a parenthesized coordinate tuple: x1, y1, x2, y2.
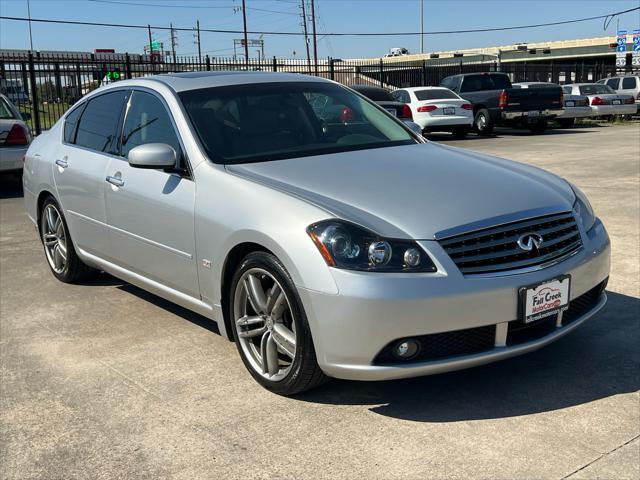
(373, 325, 496, 365)
(439, 212, 583, 275)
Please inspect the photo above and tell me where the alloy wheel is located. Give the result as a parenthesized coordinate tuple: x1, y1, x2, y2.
(41, 204, 68, 274)
(233, 268, 297, 381)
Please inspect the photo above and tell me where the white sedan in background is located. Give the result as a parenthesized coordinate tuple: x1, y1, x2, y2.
(0, 94, 31, 174)
(392, 87, 473, 139)
(562, 83, 636, 118)
(514, 82, 591, 128)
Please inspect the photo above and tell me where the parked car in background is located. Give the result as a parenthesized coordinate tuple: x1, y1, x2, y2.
(384, 47, 409, 57)
(0, 94, 31, 174)
(440, 72, 563, 135)
(514, 82, 591, 128)
(596, 75, 640, 114)
(350, 85, 414, 121)
(0, 78, 29, 104)
(391, 87, 473, 138)
(562, 84, 636, 118)
(24, 72, 610, 395)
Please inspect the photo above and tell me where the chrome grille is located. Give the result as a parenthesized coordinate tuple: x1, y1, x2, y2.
(439, 212, 582, 275)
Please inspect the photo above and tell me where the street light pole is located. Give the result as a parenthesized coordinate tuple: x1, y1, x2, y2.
(420, 0, 424, 54)
(310, 0, 318, 75)
(242, 0, 249, 65)
(26, 0, 34, 51)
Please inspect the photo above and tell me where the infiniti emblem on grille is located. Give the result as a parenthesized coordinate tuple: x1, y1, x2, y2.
(517, 233, 543, 251)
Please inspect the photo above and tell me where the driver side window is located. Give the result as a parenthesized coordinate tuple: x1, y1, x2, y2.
(121, 91, 183, 162)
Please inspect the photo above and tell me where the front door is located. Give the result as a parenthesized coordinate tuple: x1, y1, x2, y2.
(104, 90, 199, 297)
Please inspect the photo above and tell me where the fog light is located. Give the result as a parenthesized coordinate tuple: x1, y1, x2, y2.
(392, 339, 420, 360)
(403, 247, 421, 267)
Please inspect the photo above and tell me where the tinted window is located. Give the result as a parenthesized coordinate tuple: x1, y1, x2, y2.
(606, 78, 620, 89)
(440, 77, 457, 90)
(579, 84, 615, 95)
(415, 89, 458, 100)
(352, 86, 394, 102)
(563, 86, 572, 94)
(460, 74, 510, 93)
(121, 91, 182, 159)
(179, 81, 415, 165)
(75, 91, 128, 153)
(524, 83, 561, 89)
(63, 103, 85, 144)
(622, 77, 637, 89)
(0, 98, 16, 119)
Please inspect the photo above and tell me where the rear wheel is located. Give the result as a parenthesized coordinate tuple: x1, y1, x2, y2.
(474, 109, 493, 136)
(40, 196, 92, 283)
(529, 121, 547, 134)
(230, 251, 327, 395)
(557, 118, 575, 128)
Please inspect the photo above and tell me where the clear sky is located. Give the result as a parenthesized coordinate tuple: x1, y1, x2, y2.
(0, 0, 639, 59)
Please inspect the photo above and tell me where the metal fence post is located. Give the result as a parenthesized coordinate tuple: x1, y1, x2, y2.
(329, 57, 335, 80)
(205, 55, 211, 71)
(421, 60, 426, 86)
(379, 58, 384, 87)
(125, 53, 132, 79)
(27, 52, 41, 135)
(272, 56, 277, 72)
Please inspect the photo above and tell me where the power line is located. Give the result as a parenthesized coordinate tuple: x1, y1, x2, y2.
(1, 7, 638, 37)
(87, 0, 298, 15)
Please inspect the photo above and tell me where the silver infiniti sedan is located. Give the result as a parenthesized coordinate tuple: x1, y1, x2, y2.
(23, 72, 610, 395)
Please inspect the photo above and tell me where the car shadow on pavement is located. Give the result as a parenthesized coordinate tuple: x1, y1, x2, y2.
(296, 290, 639, 422)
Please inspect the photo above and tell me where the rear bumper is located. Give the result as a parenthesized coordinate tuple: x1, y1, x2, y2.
(556, 106, 593, 119)
(590, 104, 637, 116)
(416, 115, 474, 130)
(501, 109, 563, 121)
(0, 146, 27, 172)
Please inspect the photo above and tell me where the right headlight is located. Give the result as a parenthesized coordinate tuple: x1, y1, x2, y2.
(569, 182, 596, 232)
(307, 220, 437, 273)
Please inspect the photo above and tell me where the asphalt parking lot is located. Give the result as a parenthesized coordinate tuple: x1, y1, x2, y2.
(1, 124, 639, 480)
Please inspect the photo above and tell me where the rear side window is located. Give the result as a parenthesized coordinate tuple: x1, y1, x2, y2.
(440, 77, 458, 91)
(606, 78, 620, 90)
(75, 91, 128, 154)
(63, 103, 85, 144)
(460, 74, 510, 93)
(622, 77, 637, 89)
(121, 91, 182, 159)
(415, 89, 458, 100)
(0, 98, 16, 119)
(355, 87, 394, 102)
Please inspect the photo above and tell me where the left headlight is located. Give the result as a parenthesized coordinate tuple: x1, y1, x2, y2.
(569, 182, 596, 231)
(307, 220, 437, 272)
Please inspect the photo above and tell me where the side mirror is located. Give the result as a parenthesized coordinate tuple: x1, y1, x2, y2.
(127, 143, 176, 169)
(403, 120, 423, 136)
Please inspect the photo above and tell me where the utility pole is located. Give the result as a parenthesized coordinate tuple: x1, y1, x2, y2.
(147, 24, 153, 53)
(26, 0, 34, 51)
(242, 0, 249, 65)
(194, 20, 202, 64)
(310, 0, 318, 75)
(170, 22, 177, 63)
(420, 0, 424, 54)
(300, 0, 311, 74)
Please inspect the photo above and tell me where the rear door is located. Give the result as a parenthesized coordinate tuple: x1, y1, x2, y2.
(54, 90, 129, 257)
(104, 90, 199, 297)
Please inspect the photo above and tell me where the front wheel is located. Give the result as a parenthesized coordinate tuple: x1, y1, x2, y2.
(230, 251, 327, 395)
(474, 109, 493, 136)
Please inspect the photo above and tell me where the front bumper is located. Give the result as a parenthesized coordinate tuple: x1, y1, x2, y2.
(501, 109, 563, 121)
(298, 219, 610, 381)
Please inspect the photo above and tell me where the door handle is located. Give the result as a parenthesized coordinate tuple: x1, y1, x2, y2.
(105, 175, 125, 187)
(55, 159, 68, 168)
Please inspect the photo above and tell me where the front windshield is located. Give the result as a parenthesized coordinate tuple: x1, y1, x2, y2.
(579, 84, 615, 95)
(179, 81, 416, 164)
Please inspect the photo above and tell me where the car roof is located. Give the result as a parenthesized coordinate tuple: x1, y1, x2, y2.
(350, 84, 387, 92)
(95, 71, 331, 93)
(401, 86, 452, 92)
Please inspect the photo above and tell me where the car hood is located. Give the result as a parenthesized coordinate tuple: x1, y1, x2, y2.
(226, 142, 575, 240)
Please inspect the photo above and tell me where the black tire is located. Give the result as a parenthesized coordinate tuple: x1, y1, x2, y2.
(451, 128, 469, 139)
(557, 118, 575, 128)
(529, 121, 547, 134)
(229, 251, 328, 395)
(474, 108, 493, 136)
(39, 196, 92, 283)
